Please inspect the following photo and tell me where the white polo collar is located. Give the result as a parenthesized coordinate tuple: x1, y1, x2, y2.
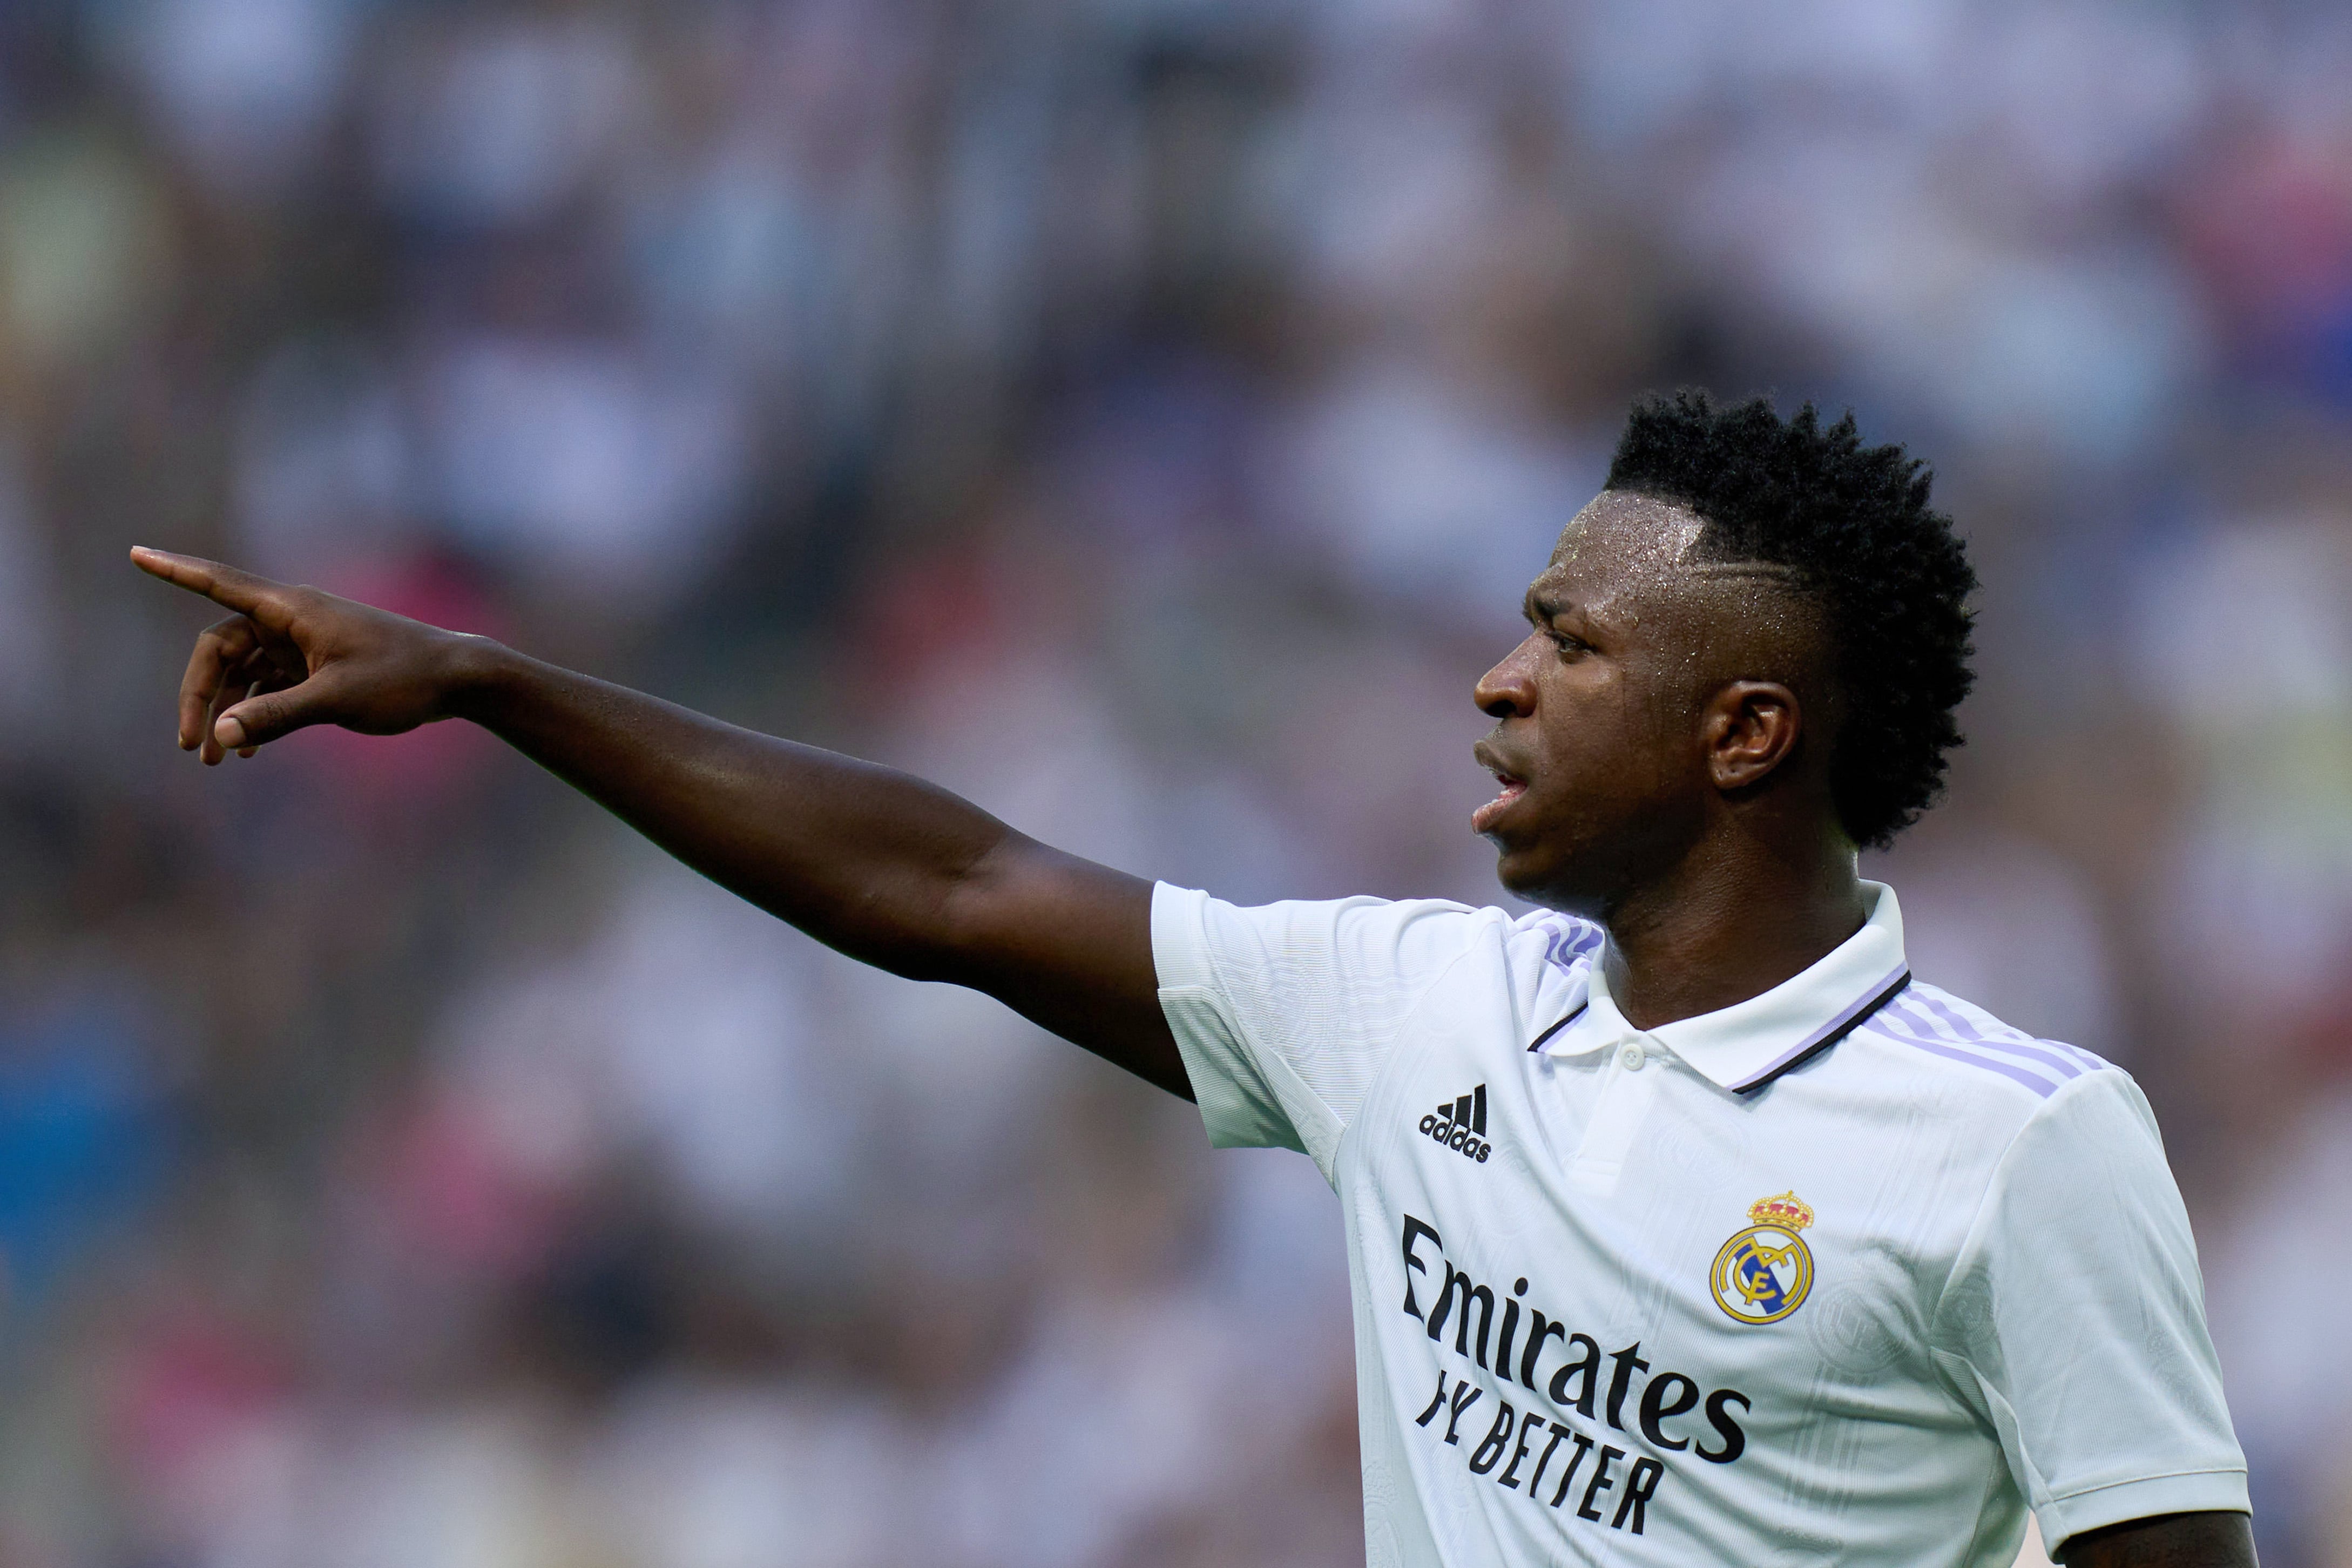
(1531, 881, 1911, 1095)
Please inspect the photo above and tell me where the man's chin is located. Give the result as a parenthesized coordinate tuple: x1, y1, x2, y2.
(1485, 837, 1612, 918)
(1488, 844, 1576, 913)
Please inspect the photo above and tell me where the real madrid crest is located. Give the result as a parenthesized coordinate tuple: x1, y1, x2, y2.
(1711, 1191, 1815, 1324)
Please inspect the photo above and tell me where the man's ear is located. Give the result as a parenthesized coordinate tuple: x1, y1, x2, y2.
(1704, 680, 1803, 792)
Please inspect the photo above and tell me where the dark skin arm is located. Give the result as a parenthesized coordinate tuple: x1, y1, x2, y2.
(130, 548, 1189, 1098)
(2059, 1512, 2257, 1567)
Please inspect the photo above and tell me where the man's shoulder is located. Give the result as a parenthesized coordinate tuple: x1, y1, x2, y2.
(1173, 885, 1570, 981)
(1836, 976, 2132, 1128)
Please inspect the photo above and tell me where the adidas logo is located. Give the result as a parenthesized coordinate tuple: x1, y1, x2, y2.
(1417, 1085, 1492, 1164)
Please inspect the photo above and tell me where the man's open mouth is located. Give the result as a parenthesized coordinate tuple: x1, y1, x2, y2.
(1472, 769, 1527, 834)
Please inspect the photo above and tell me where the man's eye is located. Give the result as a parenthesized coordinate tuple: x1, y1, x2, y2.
(1549, 632, 1585, 655)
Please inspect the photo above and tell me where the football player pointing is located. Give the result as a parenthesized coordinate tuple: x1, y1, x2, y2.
(135, 394, 2253, 1567)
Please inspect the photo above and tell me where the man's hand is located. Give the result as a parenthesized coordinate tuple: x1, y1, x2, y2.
(133, 548, 1188, 1096)
(131, 548, 485, 763)
(2059, 1511, 2257, 1567)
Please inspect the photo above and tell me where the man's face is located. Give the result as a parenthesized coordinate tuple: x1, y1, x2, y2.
(1471, 490, 1820, 915)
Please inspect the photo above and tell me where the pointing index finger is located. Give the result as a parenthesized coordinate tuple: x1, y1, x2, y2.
(130, 547, 302, 632)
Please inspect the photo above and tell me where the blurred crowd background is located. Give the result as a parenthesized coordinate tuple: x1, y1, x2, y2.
(2, 0, 2350, 1564)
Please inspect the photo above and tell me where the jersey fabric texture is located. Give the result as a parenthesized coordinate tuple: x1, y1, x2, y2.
(1152, 880, 2248, 1568)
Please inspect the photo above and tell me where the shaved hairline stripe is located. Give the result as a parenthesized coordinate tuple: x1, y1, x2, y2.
(1682, 559, 1808, 584)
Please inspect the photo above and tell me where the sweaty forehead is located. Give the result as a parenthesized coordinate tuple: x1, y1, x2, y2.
(1544, 490, 1711, 582)
(1535, 491, 1742, 633)
(1537, 489, 1819, 672)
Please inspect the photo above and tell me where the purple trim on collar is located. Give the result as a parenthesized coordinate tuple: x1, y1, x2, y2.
(1542, 920, 1605, 974)
(1727, 963, 1912, 1095)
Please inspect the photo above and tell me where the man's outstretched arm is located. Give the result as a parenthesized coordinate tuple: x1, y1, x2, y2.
(131, 548, 1188, 1098)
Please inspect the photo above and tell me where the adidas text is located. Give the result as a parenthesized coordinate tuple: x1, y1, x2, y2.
(1421, 1085, 1493, 1163)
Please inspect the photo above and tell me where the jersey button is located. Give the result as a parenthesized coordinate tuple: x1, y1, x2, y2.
(1618, 1042, 1647, 1071)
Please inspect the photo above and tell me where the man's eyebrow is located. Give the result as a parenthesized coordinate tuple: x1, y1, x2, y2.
(1524, 589, 1574, 625)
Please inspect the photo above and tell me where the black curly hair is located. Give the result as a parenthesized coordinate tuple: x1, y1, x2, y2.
(1604, 390, 1977, 850)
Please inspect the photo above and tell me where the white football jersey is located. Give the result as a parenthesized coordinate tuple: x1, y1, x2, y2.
(1152, 880, 2247, 1567)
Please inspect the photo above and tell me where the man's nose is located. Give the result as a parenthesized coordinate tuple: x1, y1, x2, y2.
(1474, 637, 1539, 719)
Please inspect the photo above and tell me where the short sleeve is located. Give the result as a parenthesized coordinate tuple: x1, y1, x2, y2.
(1929, 1068, 2249, 1551)
(1150, 883, 1489, 1182)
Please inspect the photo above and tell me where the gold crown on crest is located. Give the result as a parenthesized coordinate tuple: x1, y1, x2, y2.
(1748, 1191, 1815, 1231)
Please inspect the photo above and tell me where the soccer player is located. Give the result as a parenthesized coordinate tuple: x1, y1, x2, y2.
(134, 394, 2252, 1567)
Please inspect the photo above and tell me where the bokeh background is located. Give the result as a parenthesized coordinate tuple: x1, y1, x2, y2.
(2, 0, 2350, 1564)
